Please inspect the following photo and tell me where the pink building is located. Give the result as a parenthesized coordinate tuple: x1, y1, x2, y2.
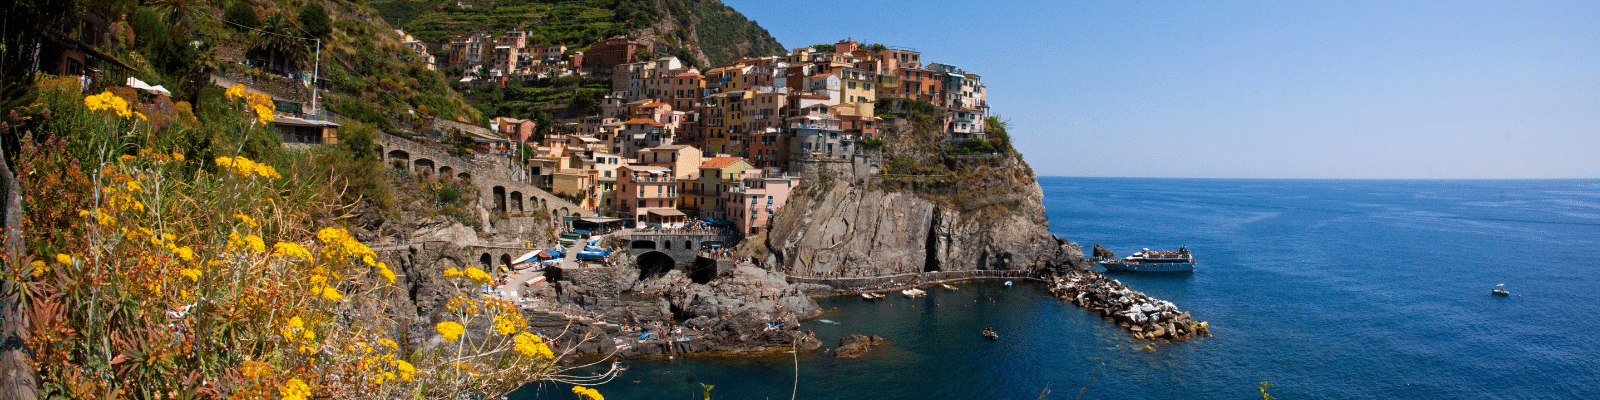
(725, 169, 800, 235)
(615, 165, 686, 228)
(495, 117, 538, 142)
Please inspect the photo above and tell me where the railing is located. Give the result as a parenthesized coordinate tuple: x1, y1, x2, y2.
(628, 177, 677, 183)
(635, 191, 677, 199)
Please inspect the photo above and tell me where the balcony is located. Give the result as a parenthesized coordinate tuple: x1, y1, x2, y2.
(635, 191, 678, 199)
(628, 177, 677, 183)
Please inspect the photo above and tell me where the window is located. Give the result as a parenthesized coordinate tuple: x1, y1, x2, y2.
(637, 199, 646, 207)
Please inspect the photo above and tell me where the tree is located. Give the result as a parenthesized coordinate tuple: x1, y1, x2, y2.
(128, 7, 169, 50)
(223, 0, 258, 30)
(255, 13, 310, 73)
(297, 2, 331, 39)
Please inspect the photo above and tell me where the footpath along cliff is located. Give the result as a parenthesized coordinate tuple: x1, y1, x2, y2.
(762, 107, 1093, 279)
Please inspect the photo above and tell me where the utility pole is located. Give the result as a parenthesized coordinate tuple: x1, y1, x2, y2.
(311, 38, 320, 117)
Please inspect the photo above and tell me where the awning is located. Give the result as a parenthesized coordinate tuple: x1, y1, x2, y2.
(577, 217, 627, 223)
(648, 209, 688, 217)
(512, 250, 544, 264)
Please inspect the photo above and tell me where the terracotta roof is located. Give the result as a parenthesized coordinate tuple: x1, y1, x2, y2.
(622, 118, 664, 126)
(639, 101, 666, 107)
(699, 157, 747, 169)
(675, 71, 702, 78)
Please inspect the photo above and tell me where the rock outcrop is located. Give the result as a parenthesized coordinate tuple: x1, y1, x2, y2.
(766, 158, 1090, 278)
(833, 334, 885, 358)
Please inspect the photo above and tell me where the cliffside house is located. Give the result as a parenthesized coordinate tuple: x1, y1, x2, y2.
(272, 117, 341, 145)
(615, 165, 684, 228)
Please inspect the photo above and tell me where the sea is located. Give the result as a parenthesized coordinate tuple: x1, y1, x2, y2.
(515, 178, 1600, 399)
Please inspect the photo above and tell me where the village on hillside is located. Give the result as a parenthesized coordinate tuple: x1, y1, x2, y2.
(377, 34, 993, 236)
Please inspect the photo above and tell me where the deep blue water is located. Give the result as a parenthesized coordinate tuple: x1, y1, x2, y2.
(519, 178, 1600, 399)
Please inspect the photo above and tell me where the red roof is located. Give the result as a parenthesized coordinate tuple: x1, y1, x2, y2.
(622, 118, 664, 126)
(699, 157, 747, 169)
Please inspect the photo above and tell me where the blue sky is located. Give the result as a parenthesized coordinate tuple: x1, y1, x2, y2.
(720, 0, 1599, 179)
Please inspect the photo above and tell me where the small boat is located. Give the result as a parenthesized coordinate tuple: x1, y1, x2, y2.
(901, 288, 926, 298)
(1097, 246, 1196, 272)
(942, 283, 958, 291)
(861, 292, 885, 301)
(1493, 284, 1510, 296)
(982, 328, 999, 340)
(1003, 281, 1013, 287)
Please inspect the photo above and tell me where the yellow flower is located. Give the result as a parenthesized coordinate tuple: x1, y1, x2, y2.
(234, 213, 258, 229)
(378, 338, 398, 349)
(55, 253, 72, 265)
(378, 264, 396, 284)
(287, 316, 305, 330)
(225, 84, 245, 100)
(394, 360, 416, 382)
(84, 91, 132, 118)
(495, 316, 516, 336)
(134, 111, 147, 121)
(178, 268, 201, 281)
(314, 285, 343, 301)
(272, 242, 313, 262)
(119, 154, 138, 162)
(172, 152, 185, 162)
(244, 235, 266, 253)
(174, 246, 195, 262)
(465, 267, 492, 285)
(435, 321, 465, 342)
(514, 332, 552, 359)
(29, 260, 48, 278)
(442, 268, 463, 278)
(571, 386, 604, 400)
(279, 378, 310, 400)
(240, 360, 270, 379)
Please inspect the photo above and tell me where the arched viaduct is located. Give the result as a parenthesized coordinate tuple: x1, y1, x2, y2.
(375, 133, 594, 220)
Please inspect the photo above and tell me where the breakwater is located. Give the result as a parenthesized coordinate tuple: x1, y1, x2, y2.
(1049, 271, 1210, 341)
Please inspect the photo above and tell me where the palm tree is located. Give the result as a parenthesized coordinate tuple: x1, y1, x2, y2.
(255, 13, 309, 75)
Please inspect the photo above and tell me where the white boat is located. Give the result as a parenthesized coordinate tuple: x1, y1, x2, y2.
(901, 288, 926, 298)
(861, 292, 885, 301)
(941, 283, 958, 291)
(1097, 246, 1196, 272)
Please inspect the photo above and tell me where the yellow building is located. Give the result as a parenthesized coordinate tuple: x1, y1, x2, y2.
(839, 67, 877, 104)
(691, 157, 753, 217)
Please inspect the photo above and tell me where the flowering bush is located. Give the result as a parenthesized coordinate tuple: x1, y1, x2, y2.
(7, 87, 607, 399)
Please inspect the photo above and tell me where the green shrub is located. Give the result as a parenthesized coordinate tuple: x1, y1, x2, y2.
(297, 3, 331, 38)
(224, 0, 258, 30)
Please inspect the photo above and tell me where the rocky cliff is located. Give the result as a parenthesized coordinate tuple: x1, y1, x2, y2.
(765, 118, 1091, 277)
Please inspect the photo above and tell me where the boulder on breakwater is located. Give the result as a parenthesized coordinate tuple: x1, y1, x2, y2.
(1048, 271, 1211, 340)
(833, 334, 885, 358)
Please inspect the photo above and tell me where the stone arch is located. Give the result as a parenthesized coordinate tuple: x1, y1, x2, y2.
(387, 150, 411, 169)
(414, 158, 436, 174)
(492, 186, 507, 213)
(439, 165, 454, 180)
(458, 172, 471, 181)
(500, 254, 512, 269)
(635, 251, 676, 280)
(540, 198, 548, 211)
(557, 207, 569, 217)
(510, 191, 524, 214)
(571, 212, 582, 218)
(479, 253, 492, 267)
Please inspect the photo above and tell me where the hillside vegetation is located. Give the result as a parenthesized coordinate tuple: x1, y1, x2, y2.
(371, 0, 786, 68)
